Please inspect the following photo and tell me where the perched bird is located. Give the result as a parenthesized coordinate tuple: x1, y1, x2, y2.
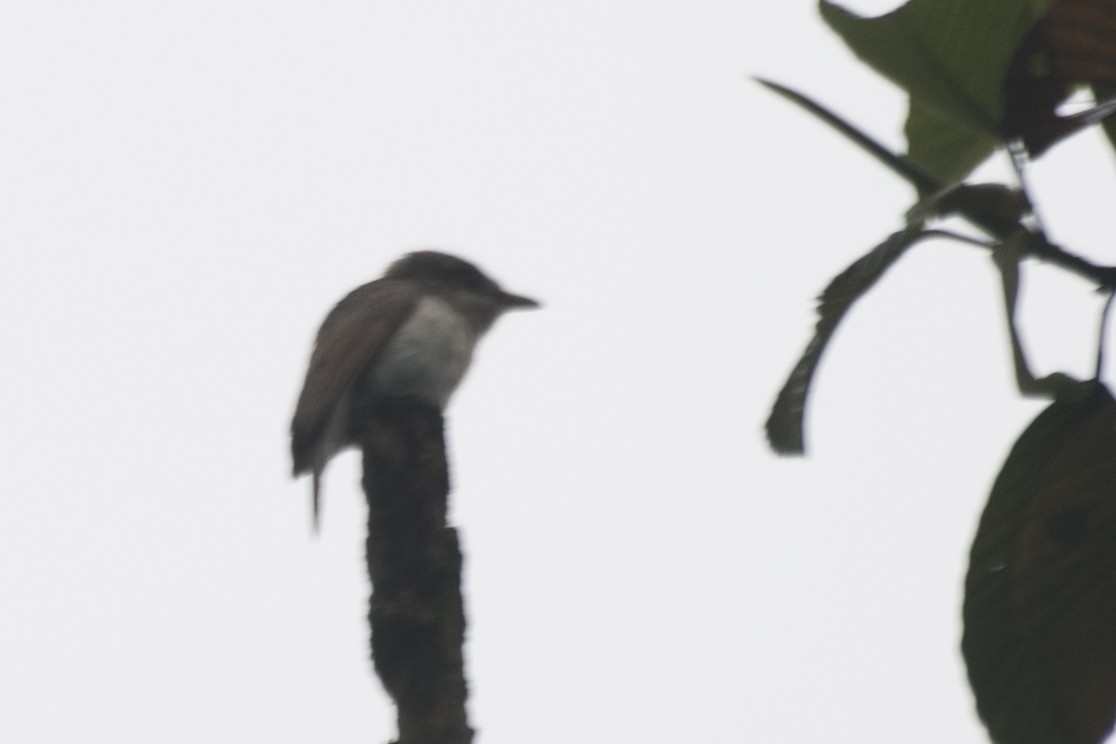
(291, 251, 539, 529)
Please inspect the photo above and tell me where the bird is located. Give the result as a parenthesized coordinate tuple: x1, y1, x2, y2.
(290, 250, 539, 530)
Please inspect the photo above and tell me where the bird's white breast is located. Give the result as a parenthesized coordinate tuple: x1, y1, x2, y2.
(367, 295, 478, 408)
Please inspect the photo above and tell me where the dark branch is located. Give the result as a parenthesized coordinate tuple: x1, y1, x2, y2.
(356, 397, 473, 744)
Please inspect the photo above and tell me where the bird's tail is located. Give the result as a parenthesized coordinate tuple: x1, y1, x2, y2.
(312, 466, 323, 534)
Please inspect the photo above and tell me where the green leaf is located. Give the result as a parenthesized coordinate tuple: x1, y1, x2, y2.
(905, 98, 1000, 184)
(963, 382, 1116, 744)
(766, 224, 925, 454)
(820, 0, 1057, 181)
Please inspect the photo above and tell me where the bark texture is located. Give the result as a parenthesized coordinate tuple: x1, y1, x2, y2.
(356, 397, 472, 744)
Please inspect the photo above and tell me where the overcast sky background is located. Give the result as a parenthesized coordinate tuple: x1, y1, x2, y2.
(4, 2, 1116, 742)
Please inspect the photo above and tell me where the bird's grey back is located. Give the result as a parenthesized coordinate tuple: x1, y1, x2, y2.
(290, 277, 420, 475)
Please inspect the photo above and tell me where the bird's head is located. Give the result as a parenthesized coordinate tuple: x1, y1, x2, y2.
(386, 251, 540, 311)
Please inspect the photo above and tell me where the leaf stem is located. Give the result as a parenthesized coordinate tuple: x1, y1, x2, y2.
(756, 78, 1116, 290)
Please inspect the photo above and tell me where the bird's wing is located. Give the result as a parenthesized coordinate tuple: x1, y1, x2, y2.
(290, 278, 419, 475)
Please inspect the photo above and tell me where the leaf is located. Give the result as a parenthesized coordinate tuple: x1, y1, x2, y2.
(909, 183, 1029, 225)
(963, 382, 1116, 744)
(904, 98, 1001, 184)
(755, 78, 941, 196)
(1004, 0, 1116, 156)
(821, 0, 1057, 181)
(766, 224, 925, 454)
(756, 80, 1029, 237)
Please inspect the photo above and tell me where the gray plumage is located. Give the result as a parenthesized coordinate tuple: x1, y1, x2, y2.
(291, 251, 538, 529)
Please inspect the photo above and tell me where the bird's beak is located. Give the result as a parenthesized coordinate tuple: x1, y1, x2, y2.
(499, 291, 541, 310)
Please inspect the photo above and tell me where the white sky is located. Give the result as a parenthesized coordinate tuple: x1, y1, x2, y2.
(4, 2, 1116, 743)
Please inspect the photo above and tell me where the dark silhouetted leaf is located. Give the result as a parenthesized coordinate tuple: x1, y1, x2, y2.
(1004, 0, 1116, 156)
(766, 224, 924, 454)
(910, 183, 1029, 225)
(757, 80, 1030, 238)
(755, 78, 941, 196)
(964, 382, 1116, 744)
